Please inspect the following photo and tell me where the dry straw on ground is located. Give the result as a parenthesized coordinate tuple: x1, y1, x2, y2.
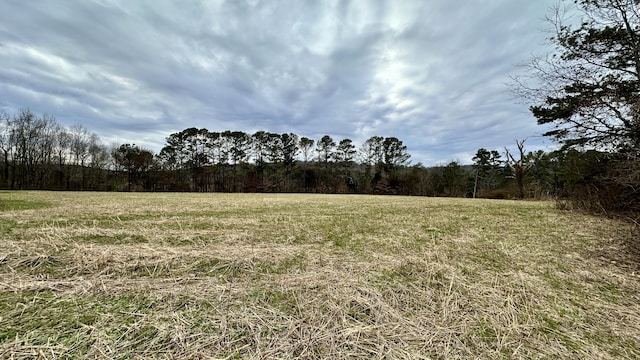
(0, 191, 638, 359)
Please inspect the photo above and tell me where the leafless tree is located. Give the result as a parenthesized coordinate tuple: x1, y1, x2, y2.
(505, 139, 533, 199)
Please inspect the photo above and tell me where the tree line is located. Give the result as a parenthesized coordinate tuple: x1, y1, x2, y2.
(111, 136, 640, 202)
(515, 0, 640, 216)
(148, 127, 411, 193)
(0, 108, 111, 191)
(0, 107, 613, 200)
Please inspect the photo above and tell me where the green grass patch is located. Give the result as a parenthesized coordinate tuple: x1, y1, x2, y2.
(0, 198, 49, 212)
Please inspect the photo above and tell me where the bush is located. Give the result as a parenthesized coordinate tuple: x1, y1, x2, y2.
(478, 188, 515, 200)
(559, 156, 640, 220)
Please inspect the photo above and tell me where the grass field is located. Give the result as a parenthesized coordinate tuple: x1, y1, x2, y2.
(0, 191, 638, 359)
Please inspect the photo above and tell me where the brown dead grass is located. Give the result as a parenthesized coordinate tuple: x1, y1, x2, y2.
(0, 191, 639, 359)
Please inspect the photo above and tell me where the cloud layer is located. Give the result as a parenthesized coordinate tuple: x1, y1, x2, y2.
(0, 0, 558, 165)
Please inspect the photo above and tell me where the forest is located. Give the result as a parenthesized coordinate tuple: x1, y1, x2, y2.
(0, 107, 610, 201)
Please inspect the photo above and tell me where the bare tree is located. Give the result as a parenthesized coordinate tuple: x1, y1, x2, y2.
(298, 137, 314, 163)
(505, 139, 533, 199)
(0, 108, 12, 184)
(10, 109, 48, 188)
(359, 136, 384, 171)
(69, 124, 91, 189)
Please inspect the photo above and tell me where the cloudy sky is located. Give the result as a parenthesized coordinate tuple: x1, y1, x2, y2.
(0, 0, 560, 165)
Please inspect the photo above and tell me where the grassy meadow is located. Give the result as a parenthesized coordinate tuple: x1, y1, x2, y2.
(0, 191, 638, 359)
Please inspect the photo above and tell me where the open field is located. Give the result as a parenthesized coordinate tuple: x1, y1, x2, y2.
(0, 191, 639, 359)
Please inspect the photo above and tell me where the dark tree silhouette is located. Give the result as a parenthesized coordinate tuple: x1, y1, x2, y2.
(316, 135, 336, 166)
(335, 138, 356, 164)
(112, 144, 154, 191)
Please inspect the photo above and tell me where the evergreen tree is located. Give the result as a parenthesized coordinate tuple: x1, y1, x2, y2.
(517, 0, 640, 212)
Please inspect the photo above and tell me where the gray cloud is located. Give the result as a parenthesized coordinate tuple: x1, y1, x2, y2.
(0, 0, 558, 165)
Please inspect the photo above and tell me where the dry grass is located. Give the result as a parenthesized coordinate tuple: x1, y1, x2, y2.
(0, 191, 639, 359)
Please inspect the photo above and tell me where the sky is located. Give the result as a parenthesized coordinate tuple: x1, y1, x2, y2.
(0, 0, 561, 166)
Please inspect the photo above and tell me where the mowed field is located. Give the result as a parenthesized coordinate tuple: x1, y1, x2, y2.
(0, 191, 639, 359)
